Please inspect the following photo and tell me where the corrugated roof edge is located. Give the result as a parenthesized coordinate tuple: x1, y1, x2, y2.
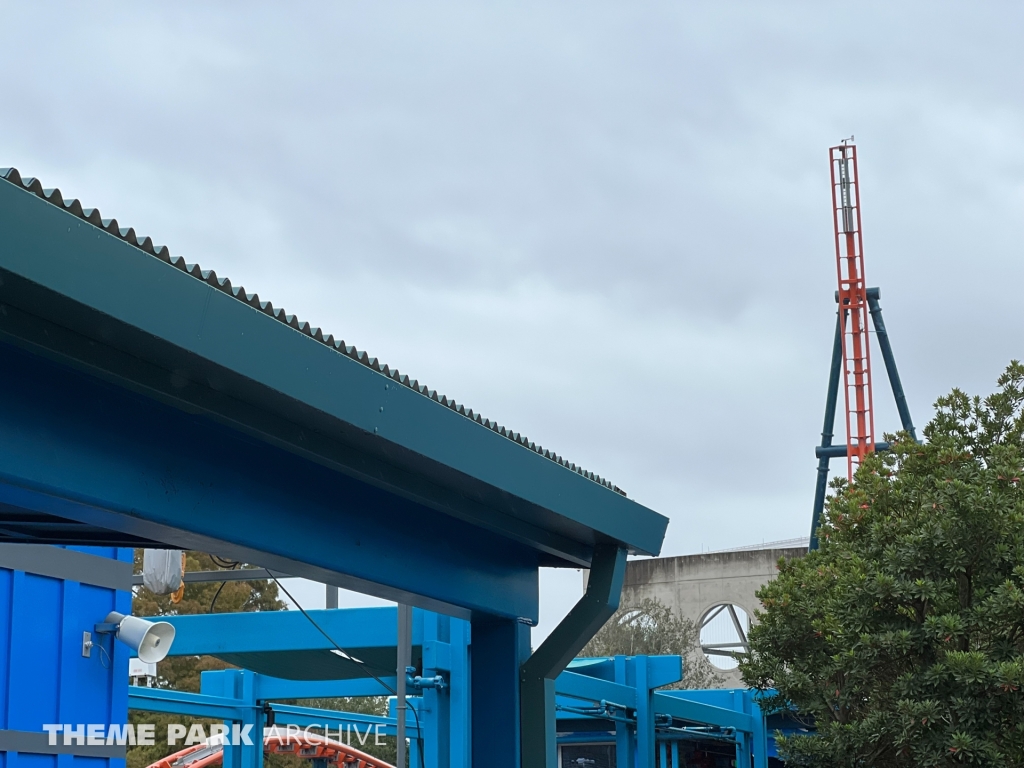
(1, 167, 625, 496)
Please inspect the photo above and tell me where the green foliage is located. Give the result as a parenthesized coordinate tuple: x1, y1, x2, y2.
(580, 597, 721, 689)
(741, 362, 1024, 766)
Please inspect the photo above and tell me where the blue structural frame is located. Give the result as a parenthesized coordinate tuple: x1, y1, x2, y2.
(129, 605, 774, 767)
(0, 546, 133, 768)
(810, 287, 916, 549)
(0, 170, 671, 766)
(142, 608, 469, 768)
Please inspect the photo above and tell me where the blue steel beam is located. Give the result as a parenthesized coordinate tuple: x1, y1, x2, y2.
(127, 688, 416, 738)
(253, 675, 396, 700)
(0, 176, 668, 564)
(128, 687, 254, 721)
(554, 672, 637, 709)
(152, 608, 423, 681)
(161, 608, 421, 655)
(565, 655, 682, 690)
(815, 441, 890, 459)
(268, 704, 418, 738)
(0, 340, 538, 622)
(653, 693, 755, 732)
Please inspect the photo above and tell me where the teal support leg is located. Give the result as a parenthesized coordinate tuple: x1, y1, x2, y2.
(472, 617, 529, 768)
(422, 613, 450, 768)
(635, 658, 654, 766)
(748, 692, 767, 768)
(450, 619, 470, 768)
(735, 731, 752, 768)
(670, 742, 679, 768)
(520, 544, 628, 768)
(658, 742, 667, 768)
(614, 656, 635, 768)
(409, 734, 420, 768)
(811, 313, 843, 550)
(206, 670, 262, 768)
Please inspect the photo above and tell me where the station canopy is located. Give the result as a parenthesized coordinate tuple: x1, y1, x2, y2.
(0, 168, 667, 623)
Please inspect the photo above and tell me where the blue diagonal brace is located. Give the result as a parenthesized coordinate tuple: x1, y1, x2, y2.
(866, 290, 917, 441)
(520, 543, 627, 768)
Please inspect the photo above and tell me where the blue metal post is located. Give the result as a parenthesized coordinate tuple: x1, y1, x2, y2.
(735, 730, 752, 767)
(471, 618, 528, 768)
(420, 613, 450, 768)
(671, 741, 679, 768)
(658, 741, 667, 767)
(614, 656, 634, 768)
(810, 313, 843, 550)
(748, 691, 768, 768)
(635, 658, 654, 766)
(203, 670, 263, 768)
(449, 619, 470, 768)
(866, 290, 918, 441)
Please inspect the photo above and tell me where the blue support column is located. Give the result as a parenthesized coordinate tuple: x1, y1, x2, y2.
(658, 741, 667, 768)
(471, 617, 529, 768)
(421, 613, 450, 768)
(811, 313, 843, 550)
(635, 658, 653, 767)
(449, 619, 470, 768)
(735, 731, 752, 768)
(670, 741, 679, 768)
(202, 670, 263, 768)
(614, 656, 634, 768)
(748, 691, 767, 768)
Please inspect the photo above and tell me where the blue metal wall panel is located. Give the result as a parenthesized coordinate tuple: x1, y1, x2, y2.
(0, 546, 130, 768)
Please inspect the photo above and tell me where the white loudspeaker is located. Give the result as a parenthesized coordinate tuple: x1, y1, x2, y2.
(104, 611, 176, 663)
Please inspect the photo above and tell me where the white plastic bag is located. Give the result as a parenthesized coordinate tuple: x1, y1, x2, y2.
(142, 549, 184, 595)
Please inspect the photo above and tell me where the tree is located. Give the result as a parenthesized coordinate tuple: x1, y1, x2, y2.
(741, 362, 1024, 766)
(581, 597, 721, 689)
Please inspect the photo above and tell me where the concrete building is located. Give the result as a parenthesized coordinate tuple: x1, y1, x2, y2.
(622, 538, 808, 687)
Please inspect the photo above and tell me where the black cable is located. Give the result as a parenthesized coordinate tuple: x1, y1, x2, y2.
(210, 563, 240, 612)
(267, 571, 425, 768)
(209, 580, 229, 613)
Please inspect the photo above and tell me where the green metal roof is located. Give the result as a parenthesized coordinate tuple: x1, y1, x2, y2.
(0, 168, 668, 563)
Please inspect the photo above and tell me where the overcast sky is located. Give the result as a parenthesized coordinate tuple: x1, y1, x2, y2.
(4, 3, 1022, 638)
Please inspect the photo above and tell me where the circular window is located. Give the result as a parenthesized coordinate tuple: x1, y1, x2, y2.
(699, 603, 750, 670)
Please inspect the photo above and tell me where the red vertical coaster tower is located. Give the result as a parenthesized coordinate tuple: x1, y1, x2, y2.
(830, 141, 875, 480)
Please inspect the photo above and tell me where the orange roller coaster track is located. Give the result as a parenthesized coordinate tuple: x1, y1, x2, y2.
(829, 141, 875, 480)
(146, 729, 397, 768)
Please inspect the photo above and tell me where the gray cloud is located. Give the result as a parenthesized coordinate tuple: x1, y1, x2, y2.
(2, 1, 1022, 635)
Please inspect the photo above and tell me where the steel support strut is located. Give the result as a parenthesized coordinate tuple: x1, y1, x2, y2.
(520, 544, 628, 768)
(810, 287, 917, 550)
(810, 313, 844, 550)
(866, 289, 917, 440)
